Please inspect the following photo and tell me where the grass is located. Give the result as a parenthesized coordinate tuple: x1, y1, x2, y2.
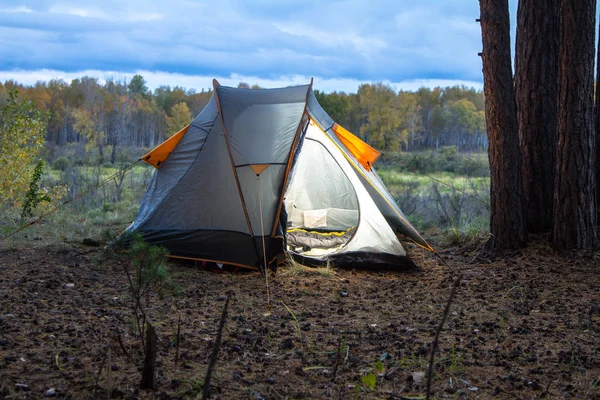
(378, 169, 489, 193)
(2, 153, 491, 249)
(279, 255, 335, 277)
(377, 167, 490, 236)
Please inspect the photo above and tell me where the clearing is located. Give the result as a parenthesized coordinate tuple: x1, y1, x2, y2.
(0, 237, 599, 399)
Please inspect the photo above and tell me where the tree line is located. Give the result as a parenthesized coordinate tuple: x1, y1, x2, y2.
(0, 76, 213, 164)
(0, 76, 487, 163)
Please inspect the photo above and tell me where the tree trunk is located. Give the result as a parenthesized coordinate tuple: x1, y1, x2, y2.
(479, 0, 527, 250)
(553, 0, 596, 250)
(595, 16, 600, 226)
(515, 0, 559, 233)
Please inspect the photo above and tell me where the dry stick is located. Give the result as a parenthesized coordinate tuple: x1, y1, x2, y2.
(203, 295, 230, 400)
(93, 344, 109, 397)
(174, 312, 181, 364)
(115, 328, 132, 364)
(331, 337, 343, 382)
(387, 393, 414, 400)
(425, 274, 462, 400)
(106, 346, 113, 399)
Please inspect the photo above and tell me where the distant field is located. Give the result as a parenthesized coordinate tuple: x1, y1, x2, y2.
(0, 149, 492, 246)
(373, 149, 490, 238)
(377, 168, 489, 194)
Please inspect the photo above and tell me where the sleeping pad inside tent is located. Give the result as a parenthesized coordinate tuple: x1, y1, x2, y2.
(126, 80, 432, 270)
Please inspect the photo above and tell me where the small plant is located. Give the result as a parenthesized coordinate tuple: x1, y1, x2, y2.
(20, 160, 51, 223)
(282, 301, 303, 344)
(109, 233, 175, 343)
(360, 372, 376, 391)
(178, 378, 204, 397)
(357, 354, 390, 392)
(438, 342, 463, 374)
(103, 233, 178, 388)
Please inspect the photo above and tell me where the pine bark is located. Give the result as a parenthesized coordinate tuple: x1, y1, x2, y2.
(515, 0, 559, 233)
(553, 0, 597, 250)
(479, 0, 527, 250)
(595, 16, 600, 225)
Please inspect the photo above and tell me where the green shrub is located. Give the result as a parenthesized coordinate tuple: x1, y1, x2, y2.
(458, 156, 489, 177)
(403, 152, 434, 174)
(21, 161, 51, 222)
(52, 156, 71, 171)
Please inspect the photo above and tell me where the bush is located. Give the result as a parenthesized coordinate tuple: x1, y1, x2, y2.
(382, 148, 489, 177)
(437, 146, 459, 172)
(458, 156, 489, 177)
(52, 156, 71, 171)
(402, 152, 434, 174)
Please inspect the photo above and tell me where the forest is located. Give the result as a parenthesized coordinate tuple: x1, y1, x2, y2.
(0, 76, 487, 162)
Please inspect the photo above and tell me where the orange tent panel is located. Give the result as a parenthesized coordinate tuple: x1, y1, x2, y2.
(332, 123, 381, 171)
(141, 125, 189, 168)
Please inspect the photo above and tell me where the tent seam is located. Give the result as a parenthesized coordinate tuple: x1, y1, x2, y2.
(269, 82, 313, 237)
(213, 82, 261, 265)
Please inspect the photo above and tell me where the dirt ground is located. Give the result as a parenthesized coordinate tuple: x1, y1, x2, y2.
(0, 236, 599, 399)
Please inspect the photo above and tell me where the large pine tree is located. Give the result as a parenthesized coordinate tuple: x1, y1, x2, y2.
(595, 16, 600, 226)
(479, 0, 527, 250)
(553, 0, 597, 250)
(515, 0, 559, 233)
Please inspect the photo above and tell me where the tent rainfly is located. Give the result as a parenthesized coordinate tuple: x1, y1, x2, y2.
(127, 80, 433, 270)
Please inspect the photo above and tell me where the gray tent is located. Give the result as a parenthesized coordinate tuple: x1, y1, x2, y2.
(127, 80, 432, 270)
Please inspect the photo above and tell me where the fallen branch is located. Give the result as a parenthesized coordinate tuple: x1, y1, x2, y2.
(93, 344, 109, 397)
(174, 312, 181, 364)
(203, 296, 230, 400)
(426, 274, 462, 400)
(331, 337, 343, 382)
(115, 328, 132, 364)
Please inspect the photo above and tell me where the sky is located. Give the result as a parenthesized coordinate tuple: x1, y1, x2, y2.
(0, 0, 520, 93)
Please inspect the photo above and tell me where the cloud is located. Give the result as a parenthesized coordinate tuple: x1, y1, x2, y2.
(0, 6, 32, 13)
(0, 0, 518, 89)
(48, 4, 163, 22)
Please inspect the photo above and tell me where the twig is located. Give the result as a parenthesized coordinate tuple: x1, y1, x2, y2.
(115, 328, 131, 364)
(331, 337, 342, 382)
(94, 344, 109, 397)
(426, 274, 462, 400)
(203, 296, 230, 400)
(387, 391, 413, 400)
(174, 312, 181, 364)
(106, 346, 113, 399)
(281, 301, 303, 344)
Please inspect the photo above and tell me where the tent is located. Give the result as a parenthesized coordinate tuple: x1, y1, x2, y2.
(126, 80, 432, 270)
